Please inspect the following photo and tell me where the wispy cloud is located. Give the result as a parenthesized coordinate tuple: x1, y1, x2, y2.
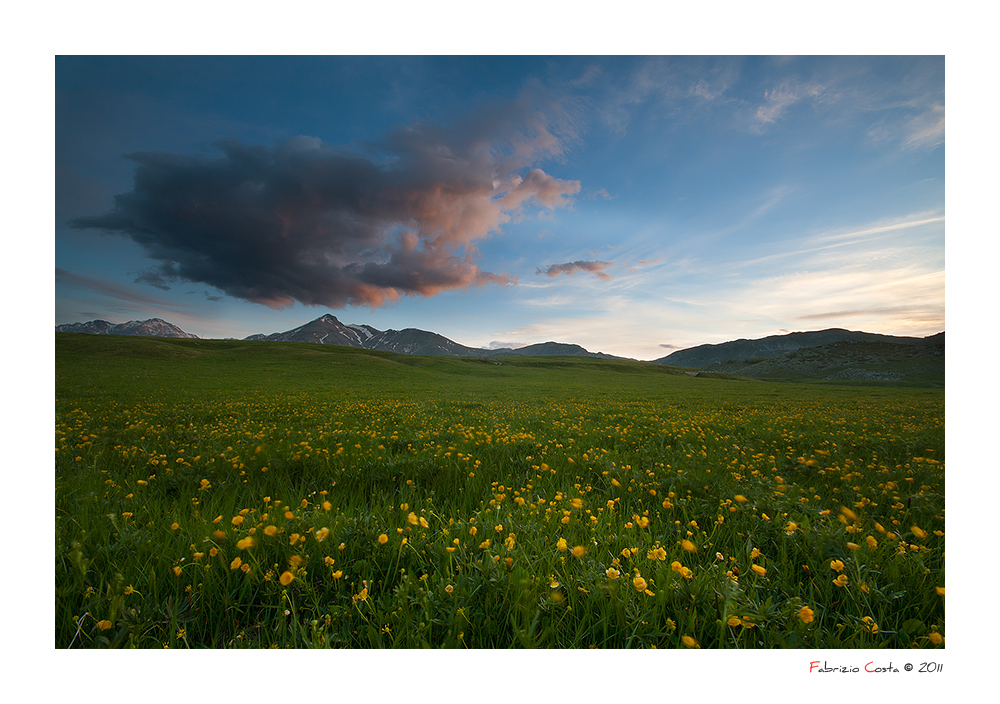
(752, 78, 826, 130)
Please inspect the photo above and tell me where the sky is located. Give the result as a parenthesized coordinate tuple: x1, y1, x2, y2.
(55, 55, 944, 360)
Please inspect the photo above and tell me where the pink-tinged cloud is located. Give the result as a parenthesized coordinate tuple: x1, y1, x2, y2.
(70, 97, 579, 310)
(537, 260, 613, 282)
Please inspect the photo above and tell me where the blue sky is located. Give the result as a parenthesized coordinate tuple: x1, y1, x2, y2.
(55, 55, 944, 359)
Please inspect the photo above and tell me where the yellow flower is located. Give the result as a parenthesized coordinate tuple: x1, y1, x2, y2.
(445, 584, 454, 594)
(572, 545, 587, 558)
(322, 501, 332, 511)
(230, 556, 243, 570)
(212, 529, 226, 541)
(407, 512, 419, 526)
(170, 522, 180, 531)
(833, 574, 849, 588)
(647, 546, 667, 561)
(935, 586, 945, 597)
(469, 526, 478, 536)
(861, 616, 879, 634)
(331, 570, 343, 579)
(727, 616, 742, 627)
(751, 564, 767, 577)
(236, 536, 255, 550)
(784, 521, 798, 535)
(606, 568, 620, 580)
(289, 554, 304, 568)
(866, 535, 878, 549)
(478, 539, 491, 549)
(263, 525, 278, 537)
(231, 515, 245, 526)
(681, 635, 699, 649)
(846, 542, 860, 552)
(798, 606, 815, 623)
(556, 538, 568, 551)
(209, 547, 218, 557)
(734, 494, 748, 503)
(928, 632, 943, 645)
(681, 539, 697, 553)
(314, 527, 330, 542)
(419, 517, 429, 528)
(279, 571, 294, 586)
(96, 619, 113, 631)
(289, 533, 300, 545)
(830, 559, 845, 572)
(750, 547, 762, 559)
(378, 533, 388, 545)
(911, 525, 928, 540)
(495, 524, 504, 533)
(632, 575, 648, 592)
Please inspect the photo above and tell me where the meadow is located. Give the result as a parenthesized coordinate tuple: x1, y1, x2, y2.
(55, 334, 945, 648)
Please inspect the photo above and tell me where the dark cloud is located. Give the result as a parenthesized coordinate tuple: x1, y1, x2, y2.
(537, 260, 613, 282)
(70, 101, 580, 309)
(658, 343, 681, 350)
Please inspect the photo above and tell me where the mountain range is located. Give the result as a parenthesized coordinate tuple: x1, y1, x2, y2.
(55, 318, 199, 339)
(54, 314, 944, 384)
(244, 313, 622, 359)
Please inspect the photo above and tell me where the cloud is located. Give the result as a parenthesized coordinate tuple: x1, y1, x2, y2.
(70, 99, 581, 309)
(537, 260, 613, 282)
(658, 343, 681, 350)
(752, 78, 826, 131)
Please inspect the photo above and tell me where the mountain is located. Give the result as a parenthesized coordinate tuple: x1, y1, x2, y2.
(245, 314, 623, 359)
(55, 318, 198, 338)
(653, 329, 944, 386)
(489, 342, 622, 359)
(654, 328, 940, 367)
(244, 313, 377, 347)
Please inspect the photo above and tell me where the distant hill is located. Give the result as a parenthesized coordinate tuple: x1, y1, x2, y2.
(55, 318, 198, 339)
(654, 329, 944, 386)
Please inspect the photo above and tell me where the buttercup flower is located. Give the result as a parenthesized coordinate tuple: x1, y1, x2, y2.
(861, 616, 879, 634)
(830, 559, 845, 573)
(572, 545, 586, 558)
(798, 606, 815, 623)
(279, 571, 294, 586)
(632, 575, 648, 592)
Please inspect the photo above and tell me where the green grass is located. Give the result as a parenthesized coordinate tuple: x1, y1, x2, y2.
(55, 333, 945, 648)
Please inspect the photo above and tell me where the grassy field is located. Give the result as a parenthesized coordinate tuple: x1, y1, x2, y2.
(54, 333, 945, 649)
